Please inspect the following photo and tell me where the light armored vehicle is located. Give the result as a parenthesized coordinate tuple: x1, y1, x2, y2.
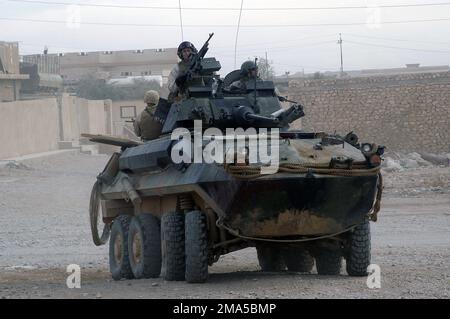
(86, 35, 383, 283)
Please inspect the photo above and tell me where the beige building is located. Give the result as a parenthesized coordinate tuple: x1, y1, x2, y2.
(23, 48, 178, 86)
(0, 41, 29, 102)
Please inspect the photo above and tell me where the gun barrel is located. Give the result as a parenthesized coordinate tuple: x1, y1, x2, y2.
(245, 113, 280, 126)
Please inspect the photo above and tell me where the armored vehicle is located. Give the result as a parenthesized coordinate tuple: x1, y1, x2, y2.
(86, 35, 383, 283)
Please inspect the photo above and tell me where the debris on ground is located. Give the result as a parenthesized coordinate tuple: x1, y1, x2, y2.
(382, 152, 450, 173)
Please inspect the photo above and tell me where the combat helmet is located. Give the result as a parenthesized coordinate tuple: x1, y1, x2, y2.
(177, 41, 198, 59)
(144, 90, 160, 105)
(240, 60, 258, 76)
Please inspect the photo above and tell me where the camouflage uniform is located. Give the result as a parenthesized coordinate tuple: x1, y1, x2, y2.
(134, 90, 163, 142)
(230, 76, 262, 91)
(167, 41, 199, 103)
(167, 60, 190, 102)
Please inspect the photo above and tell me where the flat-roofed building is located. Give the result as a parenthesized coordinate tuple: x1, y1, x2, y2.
(23, 47, 178, 87)
(0, 41, 29, 102)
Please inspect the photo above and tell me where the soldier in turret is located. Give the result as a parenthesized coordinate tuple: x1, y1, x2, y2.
(167, 41, 198, 103)
(229, 60, 261, 91)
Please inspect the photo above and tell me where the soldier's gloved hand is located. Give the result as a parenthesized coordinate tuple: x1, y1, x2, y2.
(175, 73, 188, 87)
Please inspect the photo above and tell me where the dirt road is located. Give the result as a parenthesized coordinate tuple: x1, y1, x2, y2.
(0, 152, 449, 299)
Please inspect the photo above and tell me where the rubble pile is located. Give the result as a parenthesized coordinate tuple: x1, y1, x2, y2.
(382, 152, 450, 172)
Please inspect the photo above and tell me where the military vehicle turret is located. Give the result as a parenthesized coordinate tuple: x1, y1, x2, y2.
(85, 34, 383, 283)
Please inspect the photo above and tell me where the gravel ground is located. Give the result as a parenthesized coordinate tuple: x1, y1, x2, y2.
(0, 152, 449, 299)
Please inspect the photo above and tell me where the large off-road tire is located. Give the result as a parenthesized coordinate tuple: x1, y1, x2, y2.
(185, 210, 209, 283)
(282, 248, 314, 272)
(346, 220, 371, 276)
(256, 245, 285, 272)
(109, 215, 134, 280)
(314, 248, 342, 275)
(161, 212, 185, 281)
(128, 214, 162, 279)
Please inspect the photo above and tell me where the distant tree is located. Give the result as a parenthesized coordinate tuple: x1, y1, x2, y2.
(313, 72, 324, 79)
(75, 75, 168, 101)
(256, 57, 275, 80)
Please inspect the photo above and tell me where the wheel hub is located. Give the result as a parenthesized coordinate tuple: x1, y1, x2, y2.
(132, 232, 142, 264)
(114, 233, 123, 264)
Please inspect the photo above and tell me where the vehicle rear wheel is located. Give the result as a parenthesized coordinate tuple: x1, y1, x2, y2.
(161, 212, 185, 281)
(314, 248, 342, 275)
(185, 210, 209, 283)
(346, 220, 371, 276)
(282, 248, 314, 272)
(256, 245, 285, 272)
(128, 214, 161, 279)
(109, 215, 134, 280)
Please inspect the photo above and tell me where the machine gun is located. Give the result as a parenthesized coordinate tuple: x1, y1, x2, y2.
(271, 103, 305, 127)
(176, 33, 214, 87)
(231, 102, 305, 128)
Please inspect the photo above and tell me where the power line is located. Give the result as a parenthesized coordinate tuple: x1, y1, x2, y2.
(346, 40, 450, 54)
(225, 33, 337, 49)
(7, 0, 450, 11)
(15, 33, 337, 54)
(216, 41, 335, 56)
(346, 33, 450, 46)
(234, 0, 244, 69)
(18, 38, 335, 56)
(2, 16, 450, 28)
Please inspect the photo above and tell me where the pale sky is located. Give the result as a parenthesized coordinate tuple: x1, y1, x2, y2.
(1, 0, 450, 75)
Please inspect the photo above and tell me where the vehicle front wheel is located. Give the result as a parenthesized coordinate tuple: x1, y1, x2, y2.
(109, 215, 134, 280)
(128, 214, 162, 279)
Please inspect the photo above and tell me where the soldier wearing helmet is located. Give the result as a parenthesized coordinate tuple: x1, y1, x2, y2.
(229, 60, 283, 99)
(167, 41, 198, 103)
(134, 90, 163, 141)
(229, 60, 261, 91)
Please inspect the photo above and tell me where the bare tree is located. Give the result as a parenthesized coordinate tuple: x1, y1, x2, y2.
(76, 75, 168, 101)
(256, 57, 275, 80)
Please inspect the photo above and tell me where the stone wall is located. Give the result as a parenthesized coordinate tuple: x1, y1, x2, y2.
(288, 72, 450, 153)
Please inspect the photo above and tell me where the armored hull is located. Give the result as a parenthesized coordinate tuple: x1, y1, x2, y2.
(99, 134, 380, 240)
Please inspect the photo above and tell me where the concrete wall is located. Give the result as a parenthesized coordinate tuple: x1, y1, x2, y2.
(0, 98, 59, 158)
(60, 94, 79, 141)
(74, 98, 108, 138)
(0, 79, 17, 102)
(0, 77, 27, 102)
(86, 99, 108, 135)
(0, 95, 112, 159)
(289, 72, 450, 153)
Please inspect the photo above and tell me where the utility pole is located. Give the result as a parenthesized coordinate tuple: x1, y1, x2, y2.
(338, 33, 344, 77)
(178, 0, 184, 41)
